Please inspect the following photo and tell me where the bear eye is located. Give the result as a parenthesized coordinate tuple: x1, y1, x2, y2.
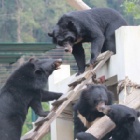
(66, 37, 71, 40)
(66, 37, 74, 42)
(57, 40, 63, 46)
(52, 64, 56, 69)
(93, 100, 98, 105)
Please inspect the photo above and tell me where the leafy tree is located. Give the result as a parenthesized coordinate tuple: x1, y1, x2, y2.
(0, 0, 17, 42)
(121, 0, 140, 24)
(0, 0, 73, 43)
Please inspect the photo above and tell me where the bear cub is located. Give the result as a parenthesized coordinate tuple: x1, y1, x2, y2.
(74, 84, 113, 139)
(0, 58, 63, 140)
(48, 8, 127, 75)
(102, 104, 140, 140)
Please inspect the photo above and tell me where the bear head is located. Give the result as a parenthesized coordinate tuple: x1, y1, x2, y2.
(29, 58, 62, 77)
(75, 84, 113, 122)
(27, 58, 62, 89)
(48, 20, 81, 53)
(102, 104, 140, 126)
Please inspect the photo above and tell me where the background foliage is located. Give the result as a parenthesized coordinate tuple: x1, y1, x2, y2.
(0, 0, 139, 43)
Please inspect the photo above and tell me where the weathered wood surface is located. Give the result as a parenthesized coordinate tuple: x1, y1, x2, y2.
(66, 0, 91, 10)
(86, 116, 116, 140)
(21, 51, 113, 140)
(85, 88, 140, 139)
(52, 51, 113, 106)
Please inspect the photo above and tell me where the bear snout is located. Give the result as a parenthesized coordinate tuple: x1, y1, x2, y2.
(64, 43, 73, 53)
(101, 105, 111, 115)
(54, 59, 62, 69)
(96, 101, 106, 112)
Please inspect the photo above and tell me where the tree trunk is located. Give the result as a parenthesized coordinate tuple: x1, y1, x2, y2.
(16, 0, 22, 43)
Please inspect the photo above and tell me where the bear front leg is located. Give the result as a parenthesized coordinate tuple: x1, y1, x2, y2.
(72, 43, 85, 76)
(74, 109, 87, 139)
(90, 34, 105, 65)
(30, 98, 49, 117)
(41, 90, 63, 102)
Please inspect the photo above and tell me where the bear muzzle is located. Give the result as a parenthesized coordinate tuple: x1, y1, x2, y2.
(96, 101, 106, 112)
(100, 105, 111, 115)
(54, 59, 62, 70)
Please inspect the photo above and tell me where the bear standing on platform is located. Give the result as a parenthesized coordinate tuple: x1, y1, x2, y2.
(48, 8, 127, 75)
(0, 58, 63, 140)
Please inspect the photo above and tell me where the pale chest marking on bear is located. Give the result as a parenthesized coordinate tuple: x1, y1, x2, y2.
(74, 37, 83, 45)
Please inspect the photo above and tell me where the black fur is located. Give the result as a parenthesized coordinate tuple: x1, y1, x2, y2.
(74, 84, 113, 139)
(103, 105, 140, 140)
(49, 8, 127, 75)
(0, 58, 63, 140)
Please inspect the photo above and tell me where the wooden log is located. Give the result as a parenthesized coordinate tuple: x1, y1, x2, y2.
(51, 97, 68, 106)
(86, 116, 116, 140)
(34, 111, 56, 126)
(68, 51, 113, 87)
(21, 131, 37, 140)
(85, 88, 140, 139)
(66, 0, 91, 10)
(21, 126, 50, 140)
(68, 77, 86, 87)
(51, 87, 74, 106)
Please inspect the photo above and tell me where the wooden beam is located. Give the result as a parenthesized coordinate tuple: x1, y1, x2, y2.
(86, 116, 115, 140)
(66, 0, 91, 10)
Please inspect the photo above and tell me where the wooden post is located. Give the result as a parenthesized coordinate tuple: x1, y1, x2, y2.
(96, 26, 140, 82)
(66, 0, 91, 10)
(48, 65, 74, 140)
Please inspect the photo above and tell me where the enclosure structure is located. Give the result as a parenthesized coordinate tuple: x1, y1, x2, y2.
(21, 26, 140, 140)
(49, 26, 140, 140)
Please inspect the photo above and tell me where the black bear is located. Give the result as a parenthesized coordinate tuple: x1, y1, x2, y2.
(101, 104, 140, 140)
(48, 8, 127, 75)
(0, 58, 63, 140)
(74, 84, 113, 139)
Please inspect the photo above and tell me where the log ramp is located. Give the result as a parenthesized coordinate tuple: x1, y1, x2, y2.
(21, 51, 140, 140)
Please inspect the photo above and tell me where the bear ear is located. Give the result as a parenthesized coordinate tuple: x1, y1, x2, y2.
(127, 116, 135, 122)
(29, 57, 38, 64)
(29, 57, 35, 63)
(34, 69, 42, 75)
(67, 21, 77, 32)
(86, 84, 94, 88)
(124, 114, 135, 123)
(48, 32, 54, 37)
(137, 111, 140, 117)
